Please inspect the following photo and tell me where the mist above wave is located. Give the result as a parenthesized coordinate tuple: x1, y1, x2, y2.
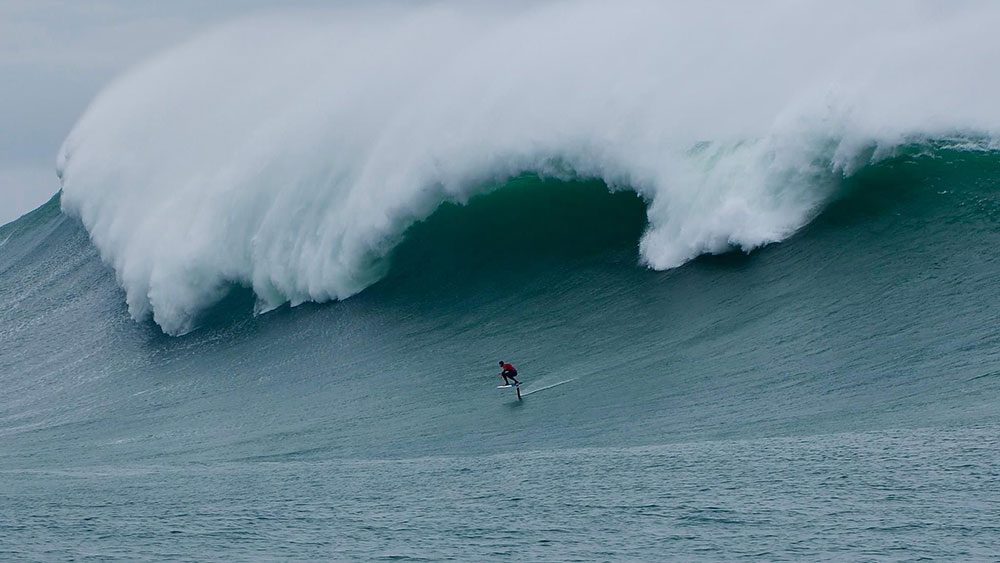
(57, 0, 1000, 335)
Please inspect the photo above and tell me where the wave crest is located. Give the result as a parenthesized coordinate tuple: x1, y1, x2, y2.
(57, 1, 1000, 334)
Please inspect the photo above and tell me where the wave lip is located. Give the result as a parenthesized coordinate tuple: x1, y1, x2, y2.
(57, 1, 1000, 334)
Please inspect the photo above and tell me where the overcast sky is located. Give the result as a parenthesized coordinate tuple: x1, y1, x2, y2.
(0, 0, 334, 225)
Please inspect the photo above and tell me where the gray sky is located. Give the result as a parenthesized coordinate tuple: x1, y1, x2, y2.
(0, 0, 332, 225)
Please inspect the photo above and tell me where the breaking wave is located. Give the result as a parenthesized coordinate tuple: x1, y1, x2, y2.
(56, 0, 1000, 334)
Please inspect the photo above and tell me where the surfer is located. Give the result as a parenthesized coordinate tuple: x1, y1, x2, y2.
(498, 361, 521, 386)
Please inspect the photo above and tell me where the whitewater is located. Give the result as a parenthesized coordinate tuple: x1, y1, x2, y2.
(4, 1, 1000, 560)
(56, 0, 1000, 335)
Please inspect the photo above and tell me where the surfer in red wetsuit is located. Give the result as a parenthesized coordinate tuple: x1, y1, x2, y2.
(498, 361, 521, 386)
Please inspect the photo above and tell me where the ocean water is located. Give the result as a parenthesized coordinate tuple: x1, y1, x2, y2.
(4, 427, 998, 560)
(4, 152, 1000, 560)
(5, 2, 1000, 560)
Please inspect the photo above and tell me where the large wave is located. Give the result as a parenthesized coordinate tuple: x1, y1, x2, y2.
(56, 0, 1000, 335)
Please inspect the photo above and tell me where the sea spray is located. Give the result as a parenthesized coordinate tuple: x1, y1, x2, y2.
(57, 0, 1000, 334)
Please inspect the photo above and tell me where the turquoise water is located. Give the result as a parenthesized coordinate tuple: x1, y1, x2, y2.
(2, 147, 1000, 559)
(4, 427, 998, 560)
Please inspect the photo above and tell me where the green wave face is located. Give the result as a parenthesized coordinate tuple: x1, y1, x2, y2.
(8, 0, 1000, 555)
(384, 175, 649, 286)
(3, 146, 998, 459)
(2, 144, 1000, 560)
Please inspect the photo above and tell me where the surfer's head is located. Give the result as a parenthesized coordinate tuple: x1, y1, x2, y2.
(499, 360, 504, 366)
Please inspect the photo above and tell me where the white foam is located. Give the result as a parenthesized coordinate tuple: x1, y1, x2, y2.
(57, 1, 1000, 334)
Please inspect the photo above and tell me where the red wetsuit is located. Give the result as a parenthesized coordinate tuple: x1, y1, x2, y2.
(500, 363, 519, 385)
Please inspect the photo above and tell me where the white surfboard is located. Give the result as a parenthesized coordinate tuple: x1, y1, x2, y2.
(497, 384, 514, 389)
